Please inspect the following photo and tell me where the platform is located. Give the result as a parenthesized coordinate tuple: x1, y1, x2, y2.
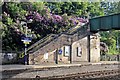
(1, 61, 119, 71)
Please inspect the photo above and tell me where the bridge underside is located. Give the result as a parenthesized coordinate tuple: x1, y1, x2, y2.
(90, 13, 120, 32)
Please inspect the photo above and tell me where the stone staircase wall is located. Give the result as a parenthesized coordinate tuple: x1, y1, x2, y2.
(32, 24, 89, 57)
(28, 24, 90, 64)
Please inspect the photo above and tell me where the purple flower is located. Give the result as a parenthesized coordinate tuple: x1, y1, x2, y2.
(73, 20, 78, 25)
(52, 15, 63, 23)
(78, 18, 88, 23)
(26, 15, 33, 20)
(33, 13, 43, 21)
(0, 16, 2, 19)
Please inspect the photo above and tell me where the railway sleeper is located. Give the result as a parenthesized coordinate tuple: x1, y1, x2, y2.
(39, 69, 120, 79)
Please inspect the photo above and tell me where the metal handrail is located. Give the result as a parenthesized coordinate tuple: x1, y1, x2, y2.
(19, 34, 57, 58)
(28, 34, 58, 53)
(29, 23, 83, 50)
(67, 22, 81, 33)
(67, 23, 89, 34)
(19, 22, 88, 58)
(23, 23, 80, 53)
(32, 23, 89, 57)
(27, 34, 56, 51)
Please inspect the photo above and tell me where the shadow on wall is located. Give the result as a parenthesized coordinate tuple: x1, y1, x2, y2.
(2, 52, 22, 64)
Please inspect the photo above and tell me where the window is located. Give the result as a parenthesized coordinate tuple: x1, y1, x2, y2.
(77, 47, 82, 57)
(44, 53, 48, 59)
(64, 46, 70, 57)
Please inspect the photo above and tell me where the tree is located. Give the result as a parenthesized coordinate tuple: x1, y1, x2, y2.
(100, 1, 120, 54)
(2, 2, 105, 51)
(45, 2, 104, 18)
(101, 1, 120, 15)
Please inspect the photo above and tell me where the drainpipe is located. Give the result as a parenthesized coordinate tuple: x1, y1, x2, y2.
(116, 36, 120, 61)
(117, 54, 119, 61)
(117, 47, 120, 61)
(68, 37, 72, 64)
(55, 49, 58, 64)
(70, 44, 72, 64)
(87, 34, 90, 62)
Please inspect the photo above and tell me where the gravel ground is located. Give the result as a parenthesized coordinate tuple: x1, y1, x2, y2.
(8, 64, 119, 78)
(1, 74, 120, 80)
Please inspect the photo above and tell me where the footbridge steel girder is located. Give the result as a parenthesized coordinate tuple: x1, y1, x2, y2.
(90, 13, 120, 32)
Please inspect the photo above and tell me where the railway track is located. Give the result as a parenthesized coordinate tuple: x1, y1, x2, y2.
(2, 69, 119, 80)
(39, 69, 120, 80)
(1, 62, 120, 80)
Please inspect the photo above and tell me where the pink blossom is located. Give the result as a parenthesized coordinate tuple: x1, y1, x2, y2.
(0, 15, 1, 18)
(78, 18, 88, 23)
(52, 15, 63, 23)
(33, 13, 43, 21)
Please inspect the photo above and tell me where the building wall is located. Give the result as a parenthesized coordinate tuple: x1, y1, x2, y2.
(29, 50, 56, 64)
(29, 46, 70, 64)
(29, 34, 100, 65)
(57, 46, 70, 64)
(72, 37, 88, 62)
(71, 34, 100, 62)
(90, 34, 100, 62)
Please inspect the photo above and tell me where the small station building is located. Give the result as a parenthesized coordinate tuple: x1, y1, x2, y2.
(27, 13, 120, 65)
(28, 24, 100, 65)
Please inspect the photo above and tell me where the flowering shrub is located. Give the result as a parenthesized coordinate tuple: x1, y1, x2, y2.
(25, 6, 88, 34)
(2, 2, 89, 51)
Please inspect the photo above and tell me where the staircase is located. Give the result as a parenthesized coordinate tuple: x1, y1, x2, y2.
(20, 22, 90, 59)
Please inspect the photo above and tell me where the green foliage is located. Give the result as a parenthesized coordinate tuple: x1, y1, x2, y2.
(1, 2, 109, 52)
(2, 2, 105, 51)
(101, 2, 120, 15)
(7, 3, 26, 19)
(100, 30, 120, 55)
(32, 2, 45, 12)
(3, 1, 120, 55)
(45, 2, 104, 18)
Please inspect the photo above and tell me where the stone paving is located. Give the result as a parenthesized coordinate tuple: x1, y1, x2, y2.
(1, 61, 119, 71)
